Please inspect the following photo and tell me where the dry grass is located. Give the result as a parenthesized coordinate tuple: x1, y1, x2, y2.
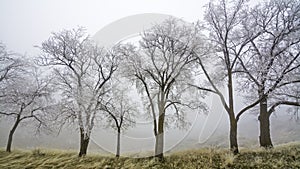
(0, 142, 300, 169)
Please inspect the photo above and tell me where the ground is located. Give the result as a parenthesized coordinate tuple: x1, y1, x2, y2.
(0, 142, 299, 169)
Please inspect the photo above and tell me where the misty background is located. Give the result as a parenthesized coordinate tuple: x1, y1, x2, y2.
(1, 94, 299, 155)
(0, 0, 299, 156)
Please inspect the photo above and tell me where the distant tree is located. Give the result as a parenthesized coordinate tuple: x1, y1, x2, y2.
(120, 18, 206, 160)
(236, 0, 300, 148)
(99, 81, 136, 158)
(38, 28, 118, 157)
(0, 65, 54, 152)
(287, 84, 300, 122)
(0, 43, 24, 89)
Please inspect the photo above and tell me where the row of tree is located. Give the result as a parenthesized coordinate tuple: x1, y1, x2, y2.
(0, 0, 299, 160)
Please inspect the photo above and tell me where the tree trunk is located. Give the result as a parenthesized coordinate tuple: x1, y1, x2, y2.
(229, 117, 239, 155)
(227, 71, 239, 155)
(155, 132, 164, 160)
(259, 96, 273, 148)
(154, 89, 166, 161)
(155, 103, 165, 161)
(116, 128, 121, 158)
(79, 128, 90, 157)
(6, 118, 20, 152)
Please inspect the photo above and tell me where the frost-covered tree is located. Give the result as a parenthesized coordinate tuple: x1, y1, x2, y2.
(0, 64, 54, 152)
(192, 0, 263, 154)
(0, 43, 24, 90)
(236, 0, 300, 148)
(38, 28, 118, 157)
(120, 18, 206, 160)
(100, 81, 136, 158)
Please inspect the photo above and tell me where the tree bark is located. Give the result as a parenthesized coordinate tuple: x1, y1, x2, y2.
(79, 128, 90, 157)
(6, 118, 20, 152)
(227, 71, 239, 155)
(155, 99, 165, 161)
(154, 89, 166, 161)
(259, 96, 273, 148)
(116, 128, 121, 158)
(154, 132, 164, 160)
(229, 117, 239, 155)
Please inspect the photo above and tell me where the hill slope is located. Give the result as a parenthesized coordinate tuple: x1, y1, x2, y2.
(0, 142, 300, 169)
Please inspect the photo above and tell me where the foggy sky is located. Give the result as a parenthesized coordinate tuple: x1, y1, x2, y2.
(1, 0, 298, 156)
(0, 0, 211, 55)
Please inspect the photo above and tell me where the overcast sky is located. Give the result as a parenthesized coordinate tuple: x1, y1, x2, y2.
(0, 0, 212, 153)
(2, 0, 298, 154)
(0, 0, 212, 56)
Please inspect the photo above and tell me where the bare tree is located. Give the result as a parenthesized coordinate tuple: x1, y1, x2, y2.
(0, 43, 24, 92)
(192, 0, 263, 154)
(289, 85, 300, 122)
(236, 0, 300, 148)
(0, 65, 54, 152)
(38, 27, 118, 157)
(120, 18, 206, 160)
(100, 81, 136, 158)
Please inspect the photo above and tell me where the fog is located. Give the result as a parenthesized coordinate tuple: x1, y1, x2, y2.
(1, 93, 299, 155)
(0, 0, 299, 157)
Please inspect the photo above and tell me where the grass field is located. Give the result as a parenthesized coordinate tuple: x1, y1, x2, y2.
(0, 142, 300, 169)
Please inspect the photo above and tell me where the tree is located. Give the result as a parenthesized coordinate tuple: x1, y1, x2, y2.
(192, 0, 263, 154)
(236, 0, 300, 148)
(120, 18, 206, 160)
(0, 43, 24, 90)
(0, 65, 54, 152)
(38, 27, 118, 157)
(100, 81, 136, 158)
